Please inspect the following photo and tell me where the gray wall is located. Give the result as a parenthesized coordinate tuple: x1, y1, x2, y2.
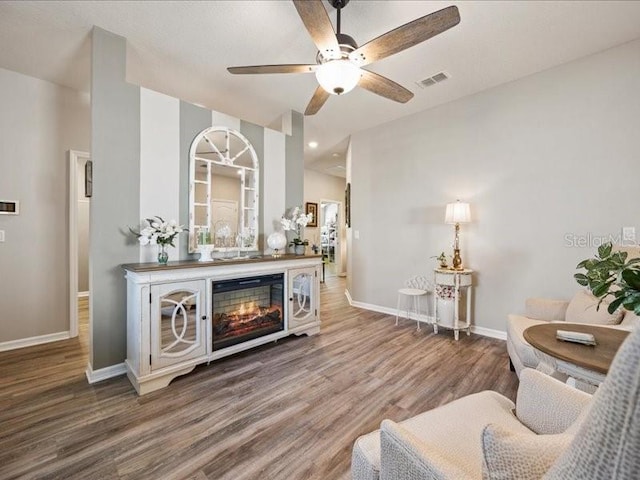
(0, 67, 90, 343)
(349, 39, 640, 333)
(90, 27, 140, 369)
(240, 120, 265, 247)
(285, 111, 304, 208)
(179, 101, 210, 261)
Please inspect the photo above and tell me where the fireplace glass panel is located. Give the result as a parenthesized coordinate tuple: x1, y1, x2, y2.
(212, 273, 284, 350)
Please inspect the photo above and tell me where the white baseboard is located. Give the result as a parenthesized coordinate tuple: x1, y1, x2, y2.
(348, 295, 434, 323)
(0, 331, 70, 352)
(344, 289, 353, 304)
(85, 362, 127, 384)
(470, 326, 507, 340)
(77, 291, 89, 298)
(346, 293, 507, 340)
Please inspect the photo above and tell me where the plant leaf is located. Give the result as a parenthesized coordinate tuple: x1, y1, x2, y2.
(622, 269, 640, 291)
(598, 243, 612, 259)
(574, 273, 589, 286)
(576, 259, 588, 269)
(608, 296, 625, 314)
(592, 281, 613, 298)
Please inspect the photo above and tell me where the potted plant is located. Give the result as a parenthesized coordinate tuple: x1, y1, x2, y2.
(575, 242, 640, 314)
(432, 252, 449, 269)
(281, 206, 313, 255)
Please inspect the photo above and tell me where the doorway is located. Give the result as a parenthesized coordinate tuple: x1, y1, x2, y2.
(68, 150, 90, 341)
(320, 200, 342, 279)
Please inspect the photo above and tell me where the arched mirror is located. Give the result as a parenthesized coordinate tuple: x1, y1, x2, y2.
(189, 126, 259, 253)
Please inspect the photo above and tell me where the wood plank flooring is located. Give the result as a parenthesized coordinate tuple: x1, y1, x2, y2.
(0, 278, 518, 480)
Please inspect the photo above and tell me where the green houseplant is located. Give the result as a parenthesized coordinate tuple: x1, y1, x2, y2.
(432, 252, 449, 269)
(574, 242, 640, 314)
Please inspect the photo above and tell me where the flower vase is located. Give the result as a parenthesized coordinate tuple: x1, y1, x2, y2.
(158, 244, 169, 265)
(294, 244, 306, 256)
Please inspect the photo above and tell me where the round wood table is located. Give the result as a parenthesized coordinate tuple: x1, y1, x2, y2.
(523, 323, 629, 388)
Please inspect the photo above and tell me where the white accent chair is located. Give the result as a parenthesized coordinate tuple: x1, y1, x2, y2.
(395, 276, 432, 331)
(352, 326, 640, 479)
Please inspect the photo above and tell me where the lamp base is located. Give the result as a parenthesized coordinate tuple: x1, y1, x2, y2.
(452, 248, 463, 270)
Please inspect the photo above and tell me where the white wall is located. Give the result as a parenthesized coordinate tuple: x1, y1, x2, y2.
(304, 169, 346, 274)
(349, 39, 640, 334)
(139, 88, 180, 263)
(0, 67, 90, 343)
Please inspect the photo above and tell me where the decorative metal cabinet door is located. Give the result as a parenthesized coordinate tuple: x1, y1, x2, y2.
(150, 280, 207, 370)
(288, 267, 318, 328)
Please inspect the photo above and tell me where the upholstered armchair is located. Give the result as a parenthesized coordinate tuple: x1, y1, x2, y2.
(507, 291, 639, 376)
(352, 326, 640, 479)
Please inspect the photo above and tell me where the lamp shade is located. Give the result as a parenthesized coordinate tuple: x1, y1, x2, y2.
(315, 60, 362, 95)
(445, 201, 471, 224)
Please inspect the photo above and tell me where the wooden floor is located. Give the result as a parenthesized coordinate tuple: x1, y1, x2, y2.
(0, 278, 518, 480)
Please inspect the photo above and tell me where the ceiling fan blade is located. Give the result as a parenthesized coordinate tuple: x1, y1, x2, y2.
(358, 70, 414, 103)
(293, 0, 340, 59)
(228, 64, 318, 75)
(349, 5, 460, 66)
(304, 85, 330, 115)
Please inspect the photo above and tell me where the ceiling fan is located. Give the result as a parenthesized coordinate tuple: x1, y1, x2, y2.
(227, 0, 460, 115)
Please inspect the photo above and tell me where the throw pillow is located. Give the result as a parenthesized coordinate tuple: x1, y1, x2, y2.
(525, 298, 569, 321)
(564, 290, 624, 325)
(545, 327, 640, 478)
(481, 424, 571, 480)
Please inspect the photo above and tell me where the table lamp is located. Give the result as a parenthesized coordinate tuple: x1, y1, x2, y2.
(445, 200, 471, 270)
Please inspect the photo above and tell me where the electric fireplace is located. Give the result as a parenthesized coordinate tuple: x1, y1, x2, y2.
(212, 273, 284, 351)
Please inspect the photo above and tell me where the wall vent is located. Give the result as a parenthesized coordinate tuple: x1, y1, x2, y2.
(416, 71, 449, 88)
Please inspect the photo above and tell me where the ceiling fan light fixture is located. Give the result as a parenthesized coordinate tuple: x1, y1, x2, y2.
(315, 60, 362, 96)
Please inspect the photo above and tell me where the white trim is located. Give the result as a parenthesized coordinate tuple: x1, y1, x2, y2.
(319, 198, 345, 276)
(68, 150, 90, 339)
(0, 331, 70, 352)
(470, 326, 507, 340)
(77, 291, 89, 298)
(345, 292, 507, 340)
(85, 362, 127, 384)
(345, 288, 353, 305)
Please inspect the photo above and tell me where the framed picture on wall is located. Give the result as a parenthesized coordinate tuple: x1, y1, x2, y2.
(85, 160, 93, 198)
(305, 202, 318, 227)
(345, 183, 351, 228)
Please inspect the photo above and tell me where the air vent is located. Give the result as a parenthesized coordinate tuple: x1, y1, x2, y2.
(416, 71, 449, 89)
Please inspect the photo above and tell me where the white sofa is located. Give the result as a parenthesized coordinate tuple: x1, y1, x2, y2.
(352, 326, 640, 479)
(507, 290, 639, 376)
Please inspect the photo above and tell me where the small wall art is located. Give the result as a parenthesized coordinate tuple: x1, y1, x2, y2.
(85, 160, 93, 198)
(305, 202, 318, 227)
(345, 183, 351, 228)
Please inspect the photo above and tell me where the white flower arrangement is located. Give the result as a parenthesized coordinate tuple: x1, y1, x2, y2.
(281, 206, 313, 246)
(130, 216, 184, 247)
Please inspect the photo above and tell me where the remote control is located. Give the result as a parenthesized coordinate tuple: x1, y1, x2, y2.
(556, 329, 597, 346)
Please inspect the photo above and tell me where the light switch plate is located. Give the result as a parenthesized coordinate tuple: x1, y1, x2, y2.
(623, 226, 636, 245)
(0, 230, 5, 242)
(354, 230, 360, 239)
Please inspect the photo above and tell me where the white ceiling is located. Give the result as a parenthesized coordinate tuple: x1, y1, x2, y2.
(1, 1, 640, 177)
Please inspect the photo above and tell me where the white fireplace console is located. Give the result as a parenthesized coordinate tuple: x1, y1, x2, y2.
(122, 254, 321, 395)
